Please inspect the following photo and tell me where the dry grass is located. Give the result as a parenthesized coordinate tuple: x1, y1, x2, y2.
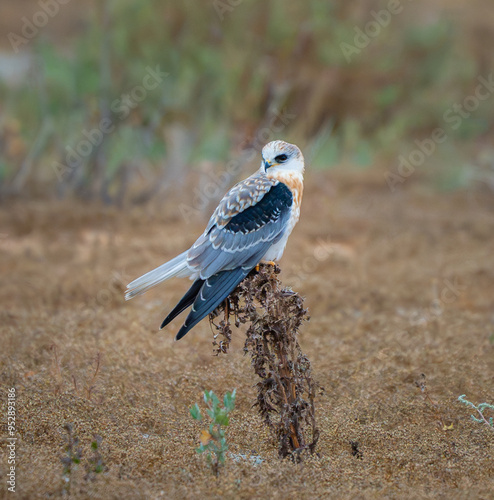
(1, 173, 494, 498)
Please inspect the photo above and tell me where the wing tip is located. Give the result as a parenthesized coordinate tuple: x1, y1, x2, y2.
(174, 325, 189, 341)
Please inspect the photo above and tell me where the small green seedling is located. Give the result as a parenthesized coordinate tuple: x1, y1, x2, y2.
(84, 435, 105, 481)
(60, 423, 82, 495)
(190, 389, 236, 475)
(458, 394, 494, 430)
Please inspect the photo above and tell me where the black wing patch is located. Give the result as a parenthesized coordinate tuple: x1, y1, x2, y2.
(224, 182, 293, 234)
(175, 268, 249, 340)
(160, 278, 204, 329)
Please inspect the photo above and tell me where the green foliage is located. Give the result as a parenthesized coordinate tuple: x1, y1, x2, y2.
(458, 395, 494, 429)
(61, 424, 82, 478)
(60, 425, 106, 495)
(86, 436, 106, 479)
(190, 389, 236, 475)
(60, 423, 83, 495)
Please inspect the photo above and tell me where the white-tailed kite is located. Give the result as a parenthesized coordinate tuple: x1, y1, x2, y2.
(126, 140, 305, 340)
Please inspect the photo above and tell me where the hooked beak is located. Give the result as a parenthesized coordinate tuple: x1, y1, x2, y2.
(264, 160, 273, 170)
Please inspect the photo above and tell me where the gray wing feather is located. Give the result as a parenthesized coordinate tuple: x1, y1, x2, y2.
(188, 213, 290, 280)
(187, 172, 293, 280)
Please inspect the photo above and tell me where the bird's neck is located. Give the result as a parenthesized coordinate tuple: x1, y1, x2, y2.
(266, 169, 304, 185)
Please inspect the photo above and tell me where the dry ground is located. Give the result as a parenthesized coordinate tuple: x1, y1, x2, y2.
(1, 174, 494, 499)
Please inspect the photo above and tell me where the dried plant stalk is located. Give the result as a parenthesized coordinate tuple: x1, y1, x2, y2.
(210, 263, 319, 459)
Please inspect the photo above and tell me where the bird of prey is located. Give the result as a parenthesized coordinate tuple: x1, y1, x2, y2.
(126, 140, 305, 340)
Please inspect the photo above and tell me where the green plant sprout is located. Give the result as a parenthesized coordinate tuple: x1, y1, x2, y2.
(60, 423, 82, 495)
(84, 435, 106, 481)
(190, 389, 236, 476)
(458, 395, 494, 430)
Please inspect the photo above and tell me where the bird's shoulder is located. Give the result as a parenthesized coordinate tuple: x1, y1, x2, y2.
(208, 171, 282, 229)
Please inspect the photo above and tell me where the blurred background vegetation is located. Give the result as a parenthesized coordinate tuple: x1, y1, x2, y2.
(0, 0, 493, 203)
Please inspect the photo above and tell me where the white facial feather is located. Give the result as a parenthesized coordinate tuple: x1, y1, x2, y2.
(260, 140, 305, 175)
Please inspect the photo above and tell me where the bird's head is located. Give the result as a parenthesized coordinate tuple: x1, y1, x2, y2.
(261, 141, 304, 176)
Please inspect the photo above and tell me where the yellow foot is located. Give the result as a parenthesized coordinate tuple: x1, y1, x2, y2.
(255, 261, 276, 272)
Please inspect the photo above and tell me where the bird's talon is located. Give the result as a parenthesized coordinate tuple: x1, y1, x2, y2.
(256, 261, 276, 272)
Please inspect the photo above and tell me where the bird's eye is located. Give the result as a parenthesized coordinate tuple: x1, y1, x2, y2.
(274, 154, 288, 163)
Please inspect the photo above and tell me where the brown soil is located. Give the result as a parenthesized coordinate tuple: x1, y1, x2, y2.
(1, 174, 494, 499)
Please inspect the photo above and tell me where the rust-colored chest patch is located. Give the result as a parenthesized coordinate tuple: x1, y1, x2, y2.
(269, 171, 304, 210)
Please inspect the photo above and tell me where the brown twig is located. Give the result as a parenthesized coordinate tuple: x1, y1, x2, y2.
(85, 353, 102, 400)
(51, 344, 64, 396)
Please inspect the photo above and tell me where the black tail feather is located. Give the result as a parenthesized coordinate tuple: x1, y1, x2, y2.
(160, 279, 204, 329)
(175, 267, 250, 341)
